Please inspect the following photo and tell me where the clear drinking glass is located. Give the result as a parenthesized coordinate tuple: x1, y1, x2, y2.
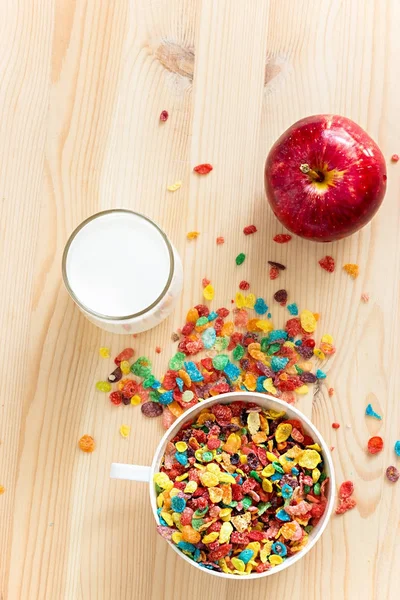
(62, 209, 183, 334)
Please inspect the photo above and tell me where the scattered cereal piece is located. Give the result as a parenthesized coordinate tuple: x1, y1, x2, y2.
(395, 441, 400, 457)
(155, 346, 162, 354)
(193, 163, 213, 175)
(287, 303, 298, 316)
(273, 289, 288, 304)
(318, 256, 335, 273)
(300, 309, 317, 333)
(167, 181, 182, 192)
(391, 154, 399, 162)
(328, 388, 335, 397)
(361, 293, 369, 303)
(235, 253, 246, 266)
(365, 403, 382, 420)
(119, 425, 131, 438)
(78, 435, 95, 453)
(203, 284, 215, 301)
(160, 110, 169, 121)
(96, 381, 112, 393)
(239, 280, 250, 291)
(386, 466, 399, 482)
(141, 402, 163, 417)
(202, 278, 211, 288)
(367, 436, 384, 454)
(332, 422, 340, 429)
(187, 231, 200, 240)
(343, 263, 359, 279)
(273, 234, 292, 243)
(99, 347, 110, 358)
(269, 266, 279, 280)
(0, 485, 5, 495)
(336, 481, 356, 515)
(268, 261, 285, 271)
(171, 332, 180, 342)
(216, 236, 225, 245)
(243, 224, 257, 235)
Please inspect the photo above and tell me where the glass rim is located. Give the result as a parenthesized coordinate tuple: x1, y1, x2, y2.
(62, 209, 175, 321)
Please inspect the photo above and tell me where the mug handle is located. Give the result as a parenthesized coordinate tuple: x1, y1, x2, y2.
(110, 463, 151, 482)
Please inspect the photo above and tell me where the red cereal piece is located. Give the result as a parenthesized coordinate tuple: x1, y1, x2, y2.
(328, 387, 335, 397)
(216, 236, 225, 245)
(181, 322, 195, 336)
(248, 530, 266, 541)
(109, 391, 123, 406)
(243, 225, 257, 235)
(391, 154, 399, 162)
(114, 348, 134, 365)
(256, 562, 271, 573)
(319, 256, 335, 272)
(193, 163, 213, 175)
(332, 422, 340, 429)
(159, 110, 169, 122)
(208, 543, 232, 561)
(273, 233, 292, 243)
(231, 532, 250, 545)
(155, 346, 162, 354)
(335, 497, 356, 515)
(202, 278, 211, 288)
(239, 280, 250, 291)
(339, 480, 354, 499)
(285, 318, 302, 337)
(386, 466, 400, 482)
(216, 307, 229, 318)
(180, 507, 194, 525)
(269, 266, 279, 280)
(121, 380, 137, 398)
(194, 304, 210, 317)
(211, 404, 232, 426)
(367, 436, 384, 454)
(207, 437, 221, 450)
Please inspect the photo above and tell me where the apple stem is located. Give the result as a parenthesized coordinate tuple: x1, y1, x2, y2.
(300, 163, 324, 183)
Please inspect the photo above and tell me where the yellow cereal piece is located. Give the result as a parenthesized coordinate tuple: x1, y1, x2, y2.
(198, 520, 216, 533)
(130, 395, 141, 406)
(262, 479, 273, 493)
(219, 521, 233, 543)
(312, 468, 321, 484)
(295, 385, 309, 395)
(221, 484, 233, 504)
(266, 451, 277, 462)
(291, 533, 309, 553)
(157, 492, 164, 508)
(202, 531, 220, 544)
(169, 488, 180, 498)
(175, 441, 188, 452)
(259, 414, 269, 434)
(266, 409, 286, 419)
(186, 231, 200, 240)
(343, 263, 359, 279)
(300, 309, 317, 333)
(99, 347, 110, 358)
(197, 412, 215, 425)
(262, 464, 275, 478)
(283, 341, 296, 349)
(322, 333, 334, 344)
(263, 378, 277, 395)
(218, 472, 236, 484)
(209, 486, 224, 503)
(269, 554, 284, 566)
(200, 472, 219, 487)
(256, 320, 274, 333)
(119, 424, 131, 438)
(313, 348, 325, 360)
(161, 512, 173, 526)
(231, 512, 251, 532)
(298, 360, 313, 372)
(175, 473, 189, 482)
(223, 432, 241, 453)
(244, 293, 256, 309)
(247, 541, 261, 557)
(231, 557, 246, 572)
(203, 284, 215, 300)
(260, 541, 273, 562)
(286, 445, 304, 460)
(171, 532, 183, 544)
(298, 449, 321, 469)
(167, 181, 182, 192)
(119, 360, 130, 375)
(184, 480, 197, 494)
(219, 508, 232, 520)
(239, 454, 247, 464)
(247, 411, 261, 435)
(219, 558, 233, 574)
(280, 522, 298, 540)
(275, 423, 292, 443)
(153, 472, 171, 489)
(243, 373, 257, 391)
(235, 292, 246, 308)
(306, 443, 321, 451)
(252, 431, 267, 444)
(206, 463, 220, 474)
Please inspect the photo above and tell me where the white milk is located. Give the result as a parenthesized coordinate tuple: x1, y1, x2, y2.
(63, 210, 183, 333)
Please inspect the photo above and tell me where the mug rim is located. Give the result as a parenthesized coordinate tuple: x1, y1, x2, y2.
(149, 391, 335, 579)
(62, 209, 175, 321)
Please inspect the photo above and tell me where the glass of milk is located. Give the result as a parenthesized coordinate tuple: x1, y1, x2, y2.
(62, 210, 183, 334)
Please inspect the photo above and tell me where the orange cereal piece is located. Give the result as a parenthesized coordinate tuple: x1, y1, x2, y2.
(0, 485, 5, 495)
(247, 318, 261, 332)
(221, 321, 234, 336)
(186, 308, 199, 323)
(343, 263, 359, 279)
(181, 525, 201, 544)
(78, 435, 95, 453)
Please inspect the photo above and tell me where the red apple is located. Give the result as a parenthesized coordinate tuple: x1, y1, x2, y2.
(265, 115, 387, 242)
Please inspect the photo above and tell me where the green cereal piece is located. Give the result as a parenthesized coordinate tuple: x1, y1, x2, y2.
(168, 352, 186, 371)
(143, 375, 156, 388)
(195, 316, 208, 327)
(304, 485, 311, 494)
(267, 343, 281, 356)
(212, 354, 229, 370)
(272, 461, 284, 474)
(131, 356, 152, 378)
(249, 470, 262, 483)
(213, 336, 229, 352)
(313, 483, 321, 496)
(149, 390, 160, 402)
(232, 344, 245, 360)
(242, 496, 253, 510)
(191, 518, 204, 530)
(202, 451, 213, 462)
(257, 502, 271, 516)
(235, 253, 246, 266)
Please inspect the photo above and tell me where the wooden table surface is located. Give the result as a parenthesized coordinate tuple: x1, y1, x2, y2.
(1, 0, 400, 598)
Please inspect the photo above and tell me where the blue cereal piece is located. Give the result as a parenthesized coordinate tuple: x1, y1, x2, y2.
(365, 403, 382, 420)
(281, 483, 293, 499)
(175, 451, 188, 466)
(208, 311, 218, 321)
(157, 508, 168, 527)
(271, 541, 287, 557)
(268, 329, 288, 342)
(276, 508, 291, 522)
(201, 327, 216, 349)
(316, 369, 327, 379)
(291, 467, 300, 476)
(270, 472, 283, 482)
(176, 377, 184, 392)
(254, 297, 268, 315)
(224, 362, 240, 381)
(177, 541, 196, 553)
(394, 441, 400, 457)
(271, 356, 289, 372)
(159, 390, 174, 405)
(256, 376, 267, 392)
(287, 302, 299, 316)
(184, 361, 204, 382)
(170, 496, 186, 513)
(295, 340, 302, 346)
(237, 549, 254, 564)
(151, 379, 161, 389)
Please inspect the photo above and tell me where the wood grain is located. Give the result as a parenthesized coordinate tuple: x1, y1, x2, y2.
(1, 0, 400, 598)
